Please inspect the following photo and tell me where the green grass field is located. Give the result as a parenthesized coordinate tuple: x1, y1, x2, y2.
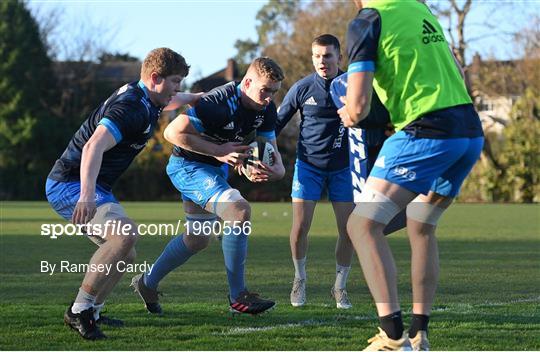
(1, 202, 539, 350)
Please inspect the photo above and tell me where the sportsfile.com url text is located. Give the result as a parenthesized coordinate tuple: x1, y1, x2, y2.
(40, 220, 252, 239)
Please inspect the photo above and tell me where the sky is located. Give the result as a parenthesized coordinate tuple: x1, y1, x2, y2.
(28, 0, 265, 84)
(28, 1, 540, 86)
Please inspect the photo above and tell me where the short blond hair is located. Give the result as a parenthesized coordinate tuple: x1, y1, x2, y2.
(141, 47, 190, 80)
(247, 57, 284, 82)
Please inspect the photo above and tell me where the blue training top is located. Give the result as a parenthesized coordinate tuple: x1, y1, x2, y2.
(276, 72, 349, 171)
(48, 81, 162, 190)
(173, 81, 278, 167)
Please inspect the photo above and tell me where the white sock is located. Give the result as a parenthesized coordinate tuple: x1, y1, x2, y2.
(334, 264, 351, 290)
(93, 302, 104, 321)
(293, 257, 306, 280)
(71, 288, 96, 314)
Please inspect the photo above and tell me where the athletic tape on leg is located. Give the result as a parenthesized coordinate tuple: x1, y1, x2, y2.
(406, 202, 445, 226)
(86, 202, 128, 245)
(89, 202, 128, 225)
(352, 188, 402, 225)
(209, 188, 245, 218)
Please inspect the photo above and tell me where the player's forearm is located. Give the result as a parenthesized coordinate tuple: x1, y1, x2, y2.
(346, 71, 374, 124)
(163, 114, 219, 156)
(347, 99, 371, 124)
(174, 133, 220, 157)
(79, 142, 104, 201)
(164, 92, 204, 111)
(273, 153, 286, 180)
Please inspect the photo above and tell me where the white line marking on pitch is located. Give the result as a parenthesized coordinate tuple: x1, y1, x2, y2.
(478, 296, 540, 306)
(216, 316, 373, 335)
(216, 296, 540, 335)
(430, 296, 540, 313)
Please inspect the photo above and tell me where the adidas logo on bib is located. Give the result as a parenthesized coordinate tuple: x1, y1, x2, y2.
(421, 19, 445, 44)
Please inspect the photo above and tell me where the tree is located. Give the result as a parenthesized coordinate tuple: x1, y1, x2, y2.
(0, 0, 64, 199)
(429, 1, 530, 67)
(459, 17, 539, 203)
(232, 0, 357, 200)
(427, 1, 539, 202)
(496, 17, 540, 203)
(499, 92, 540, 202)
(430, 0, 473, 67)
(99, 52, 139, 63)
(30, 2, 116, 62)
(234, 0, 300, 70)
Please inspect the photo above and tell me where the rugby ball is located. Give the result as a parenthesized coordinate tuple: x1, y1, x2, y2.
(241, 138, 275, 180)
(330, 72, 347, 109)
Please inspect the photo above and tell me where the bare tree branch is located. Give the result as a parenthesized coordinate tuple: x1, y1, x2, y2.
(467, 31, 517, 43)
(29, 4, 64, 59)
(29, 3, 117, 62)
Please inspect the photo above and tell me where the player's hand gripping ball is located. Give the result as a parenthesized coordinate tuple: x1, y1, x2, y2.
(241, 138, 276, 181)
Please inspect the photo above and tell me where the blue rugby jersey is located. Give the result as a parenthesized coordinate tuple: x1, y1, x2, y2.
(276, 72, 349, 171)
(173, 82, 278, 166)
(48, 81, 162, 190)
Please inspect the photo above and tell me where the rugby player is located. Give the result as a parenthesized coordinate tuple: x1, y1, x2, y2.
(275, 34, 355, 309)
(340, 1, 484, 349)
(46, 48, 195, 340)
(131, 57, 286, 315)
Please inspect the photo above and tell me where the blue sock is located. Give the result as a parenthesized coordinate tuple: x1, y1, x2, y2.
(144, 234, 194, 290)
(222, 227, 249, 300)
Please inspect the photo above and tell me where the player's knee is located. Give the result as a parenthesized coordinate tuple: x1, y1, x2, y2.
(222, 199, 251, 222)
(232, 200, 251, 222)
(211, 188, 248, 220)
(117, 235, 138, 257)
(184, 233, 211, 252)
(184, 213, 218, 251)
(107, 218, 139, 254)
(337, 226, 352, 242)
(291, 219, 311, 237)
(406, 202, 445, 226)
(346, 211, 366, 238)
(347, 206, 387, 241)
(121, 226, 139, 248)
(352, 187, 402, 226)
(125, 248, 137, 264)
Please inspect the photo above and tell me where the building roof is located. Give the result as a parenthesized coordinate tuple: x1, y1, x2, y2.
(53, 60, 141, 84)
(191, 59, 240, 93)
